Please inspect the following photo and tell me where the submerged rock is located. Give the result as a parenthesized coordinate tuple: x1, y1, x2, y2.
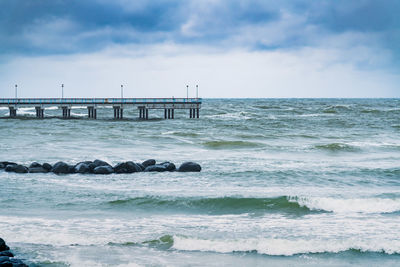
(144, 164, 167, 172)
(0, 251, 13, 257)
(93, 159, 111, 167)
(51, 161, 70, 174)
(0, 162, 16, 169)
(178, 162, 201, 172)
(93, 166, 114, 174)
(142, 159, 156, 168)
(136, 163, 145, 171)
(5, 164, 28, 174)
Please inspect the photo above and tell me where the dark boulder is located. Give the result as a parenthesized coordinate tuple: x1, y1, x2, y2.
(0, 162, 16, 169)
(0, 238, 9, 252)
(42, 163, 52, 171)
(144, 164, 167, 172)
(93, 166, 114, 174)
(136, 163, 145, 171)
(5, 164, 28, 174)
(114, 161, 142, 173)
(74, 163, 90, 174)
(160, 162, 176, 172)
(0, 256, 11, 266)
(178, 162, 201, 172)
(51, 161, 70, 174)
(0, 251, 13, 257)
(142, 159, 156, 168)
(68, 165, 76, 174)
(93, 159, 111, 168)
(28, 167, 48, 173)
(29, 162, 42, 168)
(8, 258, 27, 267)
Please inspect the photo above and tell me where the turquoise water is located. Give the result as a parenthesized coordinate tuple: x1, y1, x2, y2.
(0, 99, 400, 266)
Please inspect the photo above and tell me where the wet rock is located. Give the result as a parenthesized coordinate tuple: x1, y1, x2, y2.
(68, 165, 76, 174)
(9, 258, 28, 267)
(5, 164, 28, 174)
(29, 162, 42, 168)
(0, 256, 11, 265)
(160, 162, 176, 172)
(0, 238, 9, 252)
(93, 166, 114, 174)
(42, 163, 52, 171)
(0, 162, 16, 169)
(136, 163, 145, 171)
(93, 159, 111, 168)
(74, 163, 90, 174)
(144, 164, 167, 172)
(28, 167, 48, 173)
(142, 159, 156, 168)
(0, 251, 13, 257)
(51, 161, 70, 174)
(178, 162, 201, 172)
(114, 161, 142, 173)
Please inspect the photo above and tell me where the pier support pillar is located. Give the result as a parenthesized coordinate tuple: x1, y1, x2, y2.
(62, 107, 71, 118)
(113, 106, 123, 119)
(139, 107, 148, 120)
(9, 107, 16, 117)
(164, 109, 167, 119)
(35, 107, 44, 118)
(190, 108, 193, 118)
(168, 109, 171, 119)
(145, 109, 148, 120)
(171, 109, 174, 119)
(88, 107, 97, 119)
(196, 108, 199, 118)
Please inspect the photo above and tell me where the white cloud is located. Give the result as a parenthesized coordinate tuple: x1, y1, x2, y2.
(0, 43, 398, 98)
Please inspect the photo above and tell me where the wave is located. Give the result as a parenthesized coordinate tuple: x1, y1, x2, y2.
(106, 196, 316, 215)
(105, 195, 400, 215)
(313, 143, 359, 152)
(292, 196, 400, 214)
(111, 235, 400, 256)
(202, 140, 263, 149)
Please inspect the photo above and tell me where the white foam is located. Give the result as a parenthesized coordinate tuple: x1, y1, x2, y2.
(173, 236, 400, 256)
(290, 196, 400, 214)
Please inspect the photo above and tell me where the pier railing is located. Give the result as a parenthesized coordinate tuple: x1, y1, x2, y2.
(0, 98, 201, 105)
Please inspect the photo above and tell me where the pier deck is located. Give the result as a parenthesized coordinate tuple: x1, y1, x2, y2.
(0, 98, 202, 119)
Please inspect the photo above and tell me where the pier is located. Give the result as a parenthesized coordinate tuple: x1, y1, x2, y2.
(0, 98, 202, 120)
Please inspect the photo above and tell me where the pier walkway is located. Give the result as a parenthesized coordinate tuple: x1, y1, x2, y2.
(0, 98, 202, 120)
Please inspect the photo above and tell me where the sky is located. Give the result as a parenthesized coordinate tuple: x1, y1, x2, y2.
(0, 0, 399, 98)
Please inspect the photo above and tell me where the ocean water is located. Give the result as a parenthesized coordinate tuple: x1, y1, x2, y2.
(1, 98, 400, 266)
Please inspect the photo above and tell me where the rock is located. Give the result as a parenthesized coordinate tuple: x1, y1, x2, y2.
(114, 161, 142, 173)
(0, 238, 9, 252)
(142, 159, 156, 168)
(136, 163, 145, 171)
(93, 166, 114, 174)
(29, 162, 42, 168)
(178, 162, 201, 172)
(160, 162, 176, 172)
(0, 162, 16, 169)
(42, 163, 52, 171)
(51, 161, 70, 174)
(5, 164, 28, 174)
(28, 167, 48, 173)
(0, 256, 11, 265)
(144, 164, 167, 172)
(0, 251, 13, 257)
(8, 258, 27, 267)
(68, 165, 76, 174)
(93, 159, 111, 168)
(74, 163, 90, 174)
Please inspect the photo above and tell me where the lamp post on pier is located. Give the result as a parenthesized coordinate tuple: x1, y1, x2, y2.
(61, 84, 64, 99)
(186, 85, 189, 99)
(196, 85, 198, 99)
(15, 84, 17, 99)
(121, 84, 123, 99)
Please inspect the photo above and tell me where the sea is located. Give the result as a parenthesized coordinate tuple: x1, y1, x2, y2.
(0, 98, 400, 266)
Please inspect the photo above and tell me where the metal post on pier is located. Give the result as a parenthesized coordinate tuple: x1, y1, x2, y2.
(121, 85, 123, 99)
(15, 84, 17, 99)
(61, 84, 64, 99)
(196, 85, 198, 99)
(186, 85, 189, 99)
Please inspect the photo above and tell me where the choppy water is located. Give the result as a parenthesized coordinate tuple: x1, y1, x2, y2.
(1, 99, 400, 266)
